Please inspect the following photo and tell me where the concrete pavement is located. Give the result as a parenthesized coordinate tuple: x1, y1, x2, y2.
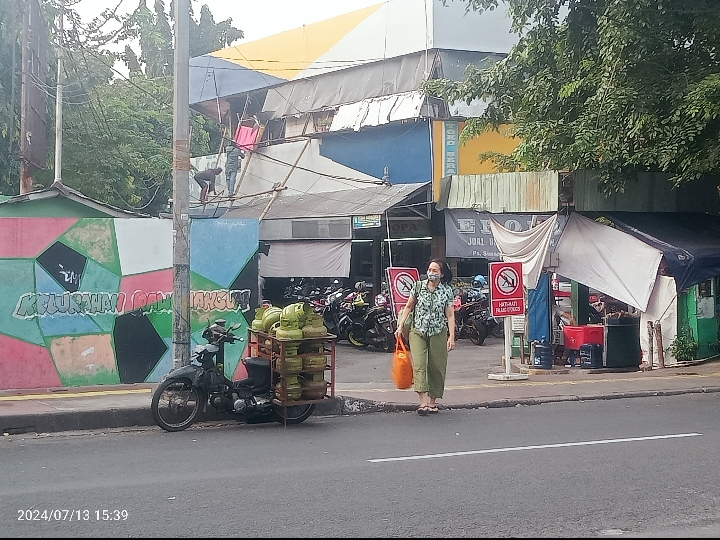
(2, 337, 720, 435)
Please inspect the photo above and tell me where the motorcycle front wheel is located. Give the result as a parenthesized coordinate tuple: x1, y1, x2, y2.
(347, 330, 368, 348)
(151, 378, 202, 432)
(271, 404, 315, 425)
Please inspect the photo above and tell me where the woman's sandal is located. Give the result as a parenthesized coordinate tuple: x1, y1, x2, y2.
(427, 404, 439, 414)
(417, 406, 429, 416)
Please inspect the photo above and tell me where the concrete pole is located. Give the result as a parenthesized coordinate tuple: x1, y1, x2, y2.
(172, 0, 191, 368)
(19, 0, 33, 194)
(53, 0, 64, 185)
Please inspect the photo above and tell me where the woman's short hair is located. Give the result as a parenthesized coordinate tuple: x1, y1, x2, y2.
(429, 258, 453, 285)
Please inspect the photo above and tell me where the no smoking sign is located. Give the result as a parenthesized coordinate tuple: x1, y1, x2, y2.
(489, 261, 524, 317)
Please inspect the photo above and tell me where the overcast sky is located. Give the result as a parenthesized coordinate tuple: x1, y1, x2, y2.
(73, 0, 384, 44)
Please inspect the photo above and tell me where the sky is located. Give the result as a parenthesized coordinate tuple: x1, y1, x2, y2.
(73, 0, 385, 44)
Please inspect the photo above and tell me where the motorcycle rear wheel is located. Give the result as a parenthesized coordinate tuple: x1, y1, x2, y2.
(347, 331, 368, 348)
(271, 403, 315, 425)
(469, 319, 488, 346)
(151, 378, 202, 432)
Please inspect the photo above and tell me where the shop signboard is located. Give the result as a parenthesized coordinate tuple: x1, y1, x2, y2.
(385, 267, 420, 318)
(443, 121, 458, 176)
(489, 261, 525, 317)
(352, 215, 382, 229)
(444, 210, 565, 260)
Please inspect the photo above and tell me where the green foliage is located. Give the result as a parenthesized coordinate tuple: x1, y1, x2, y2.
(0, 1, 242, 215)
(0, 0, 22, 195)
(669, 325, 699, 362)
(428, 0, 720, 194)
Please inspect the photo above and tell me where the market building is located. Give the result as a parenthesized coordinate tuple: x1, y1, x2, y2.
(186, 0, 521, 297)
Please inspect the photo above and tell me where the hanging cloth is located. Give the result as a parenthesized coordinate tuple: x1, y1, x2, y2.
(490, 214, 558, 290)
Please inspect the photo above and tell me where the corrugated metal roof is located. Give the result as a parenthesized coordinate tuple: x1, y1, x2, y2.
(223, 182, 430, 220)
(436, 172, 559, 212)
(573, 170, 720, 212)
(0, 182, 150, 218)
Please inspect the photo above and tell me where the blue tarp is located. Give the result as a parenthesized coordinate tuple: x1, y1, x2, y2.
(528, 272, 551, 341)
(600, 212, 720, 291)
(189, 55, 286, 106)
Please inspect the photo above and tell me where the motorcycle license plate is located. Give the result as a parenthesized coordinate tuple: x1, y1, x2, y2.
(376, 314, 392, 324)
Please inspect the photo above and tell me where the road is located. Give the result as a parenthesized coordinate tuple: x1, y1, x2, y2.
(2, 393, 720, 538)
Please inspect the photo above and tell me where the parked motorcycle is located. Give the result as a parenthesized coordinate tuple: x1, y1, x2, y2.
(151, 319, 314, 432)
(320, 286, 359, 342)
(347, 289, 396, 352)
(454, 291, 488, 346)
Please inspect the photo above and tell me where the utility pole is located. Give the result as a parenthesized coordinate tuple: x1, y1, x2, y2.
(172, 0, 191, 368)
(19, 0, 33, 194)
(53, 0, 64, 185)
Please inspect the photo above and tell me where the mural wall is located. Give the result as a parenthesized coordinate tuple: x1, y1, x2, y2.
(0, 218, 259, 390)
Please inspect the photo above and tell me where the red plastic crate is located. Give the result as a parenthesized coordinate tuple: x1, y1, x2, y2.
(563, 324, 604, 350)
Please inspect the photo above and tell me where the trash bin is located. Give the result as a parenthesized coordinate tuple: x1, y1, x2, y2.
(603, 317, 641, 368)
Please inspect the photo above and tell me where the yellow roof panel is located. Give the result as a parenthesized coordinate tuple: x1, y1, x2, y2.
(211, 3, 384, 80)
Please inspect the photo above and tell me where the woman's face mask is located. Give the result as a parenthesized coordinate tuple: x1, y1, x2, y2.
(427, 271, 442, 282)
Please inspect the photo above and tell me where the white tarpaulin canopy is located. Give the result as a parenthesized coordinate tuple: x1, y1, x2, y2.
(640, 276, 678, 366)
(489, 214, 558, 290)
(554, 213, 663, 311)
(259, 240, 351, 278)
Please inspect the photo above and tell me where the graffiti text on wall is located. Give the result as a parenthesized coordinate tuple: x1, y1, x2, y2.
(13, 289, 252, 319)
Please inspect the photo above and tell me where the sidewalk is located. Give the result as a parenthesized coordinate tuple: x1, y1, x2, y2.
(2, 339, 720, 435)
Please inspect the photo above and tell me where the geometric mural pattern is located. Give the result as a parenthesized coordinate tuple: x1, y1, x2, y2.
(0, 218, 259, 390)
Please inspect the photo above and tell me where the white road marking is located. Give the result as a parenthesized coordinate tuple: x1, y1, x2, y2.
(368, 433, 703, 463)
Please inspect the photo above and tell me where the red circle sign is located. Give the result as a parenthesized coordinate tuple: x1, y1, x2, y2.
(393, 272, 416, 300)
(494, 266, 520, 296)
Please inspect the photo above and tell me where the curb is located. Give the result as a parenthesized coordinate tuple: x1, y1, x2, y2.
(4, 387, 720, 435)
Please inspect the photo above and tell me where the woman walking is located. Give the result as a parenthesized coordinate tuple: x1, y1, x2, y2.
(395, 259, 455, 415)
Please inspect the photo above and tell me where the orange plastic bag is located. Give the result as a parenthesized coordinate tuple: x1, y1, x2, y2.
(391, 336, 413, 390)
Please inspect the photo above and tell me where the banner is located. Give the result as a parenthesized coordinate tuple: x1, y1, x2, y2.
(444, 210, 564, 259)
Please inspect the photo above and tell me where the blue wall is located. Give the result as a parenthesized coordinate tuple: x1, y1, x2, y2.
(319, 120, 432, 184)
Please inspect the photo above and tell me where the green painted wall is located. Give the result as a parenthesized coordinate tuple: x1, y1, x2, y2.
(677, 284, 719, 360)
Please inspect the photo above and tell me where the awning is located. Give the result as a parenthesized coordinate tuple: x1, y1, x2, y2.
(224, 182, 430, 221)
(259, 241, 351, 278)
(596, 212, 720, 291)
(329, 91, 426, 132)
(554, 213, 663, 311)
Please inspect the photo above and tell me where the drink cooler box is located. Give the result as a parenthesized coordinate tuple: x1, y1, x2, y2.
(562, 325, 604, 349)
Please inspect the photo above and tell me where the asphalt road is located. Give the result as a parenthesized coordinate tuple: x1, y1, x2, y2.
(2, 393, 720, 538)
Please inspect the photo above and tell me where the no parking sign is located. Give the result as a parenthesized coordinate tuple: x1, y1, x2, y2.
(385, 267, 420, 318)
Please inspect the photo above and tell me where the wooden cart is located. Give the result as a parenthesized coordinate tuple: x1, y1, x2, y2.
(247, 329, 336, 424)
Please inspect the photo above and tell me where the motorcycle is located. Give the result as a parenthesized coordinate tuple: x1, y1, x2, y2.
(347, 289, 396, 352)
(453, 291, 488, 346)
(320, 286, 358, 342)
(151, 319, 314, 432)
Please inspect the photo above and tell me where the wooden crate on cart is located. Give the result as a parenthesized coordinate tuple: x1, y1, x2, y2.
(248, 330, 336, 407)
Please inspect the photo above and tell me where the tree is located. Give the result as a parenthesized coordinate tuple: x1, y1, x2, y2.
(425, 0, 720, 195)
(0, 0, 23, 196)
(2, 0, 242, 214)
